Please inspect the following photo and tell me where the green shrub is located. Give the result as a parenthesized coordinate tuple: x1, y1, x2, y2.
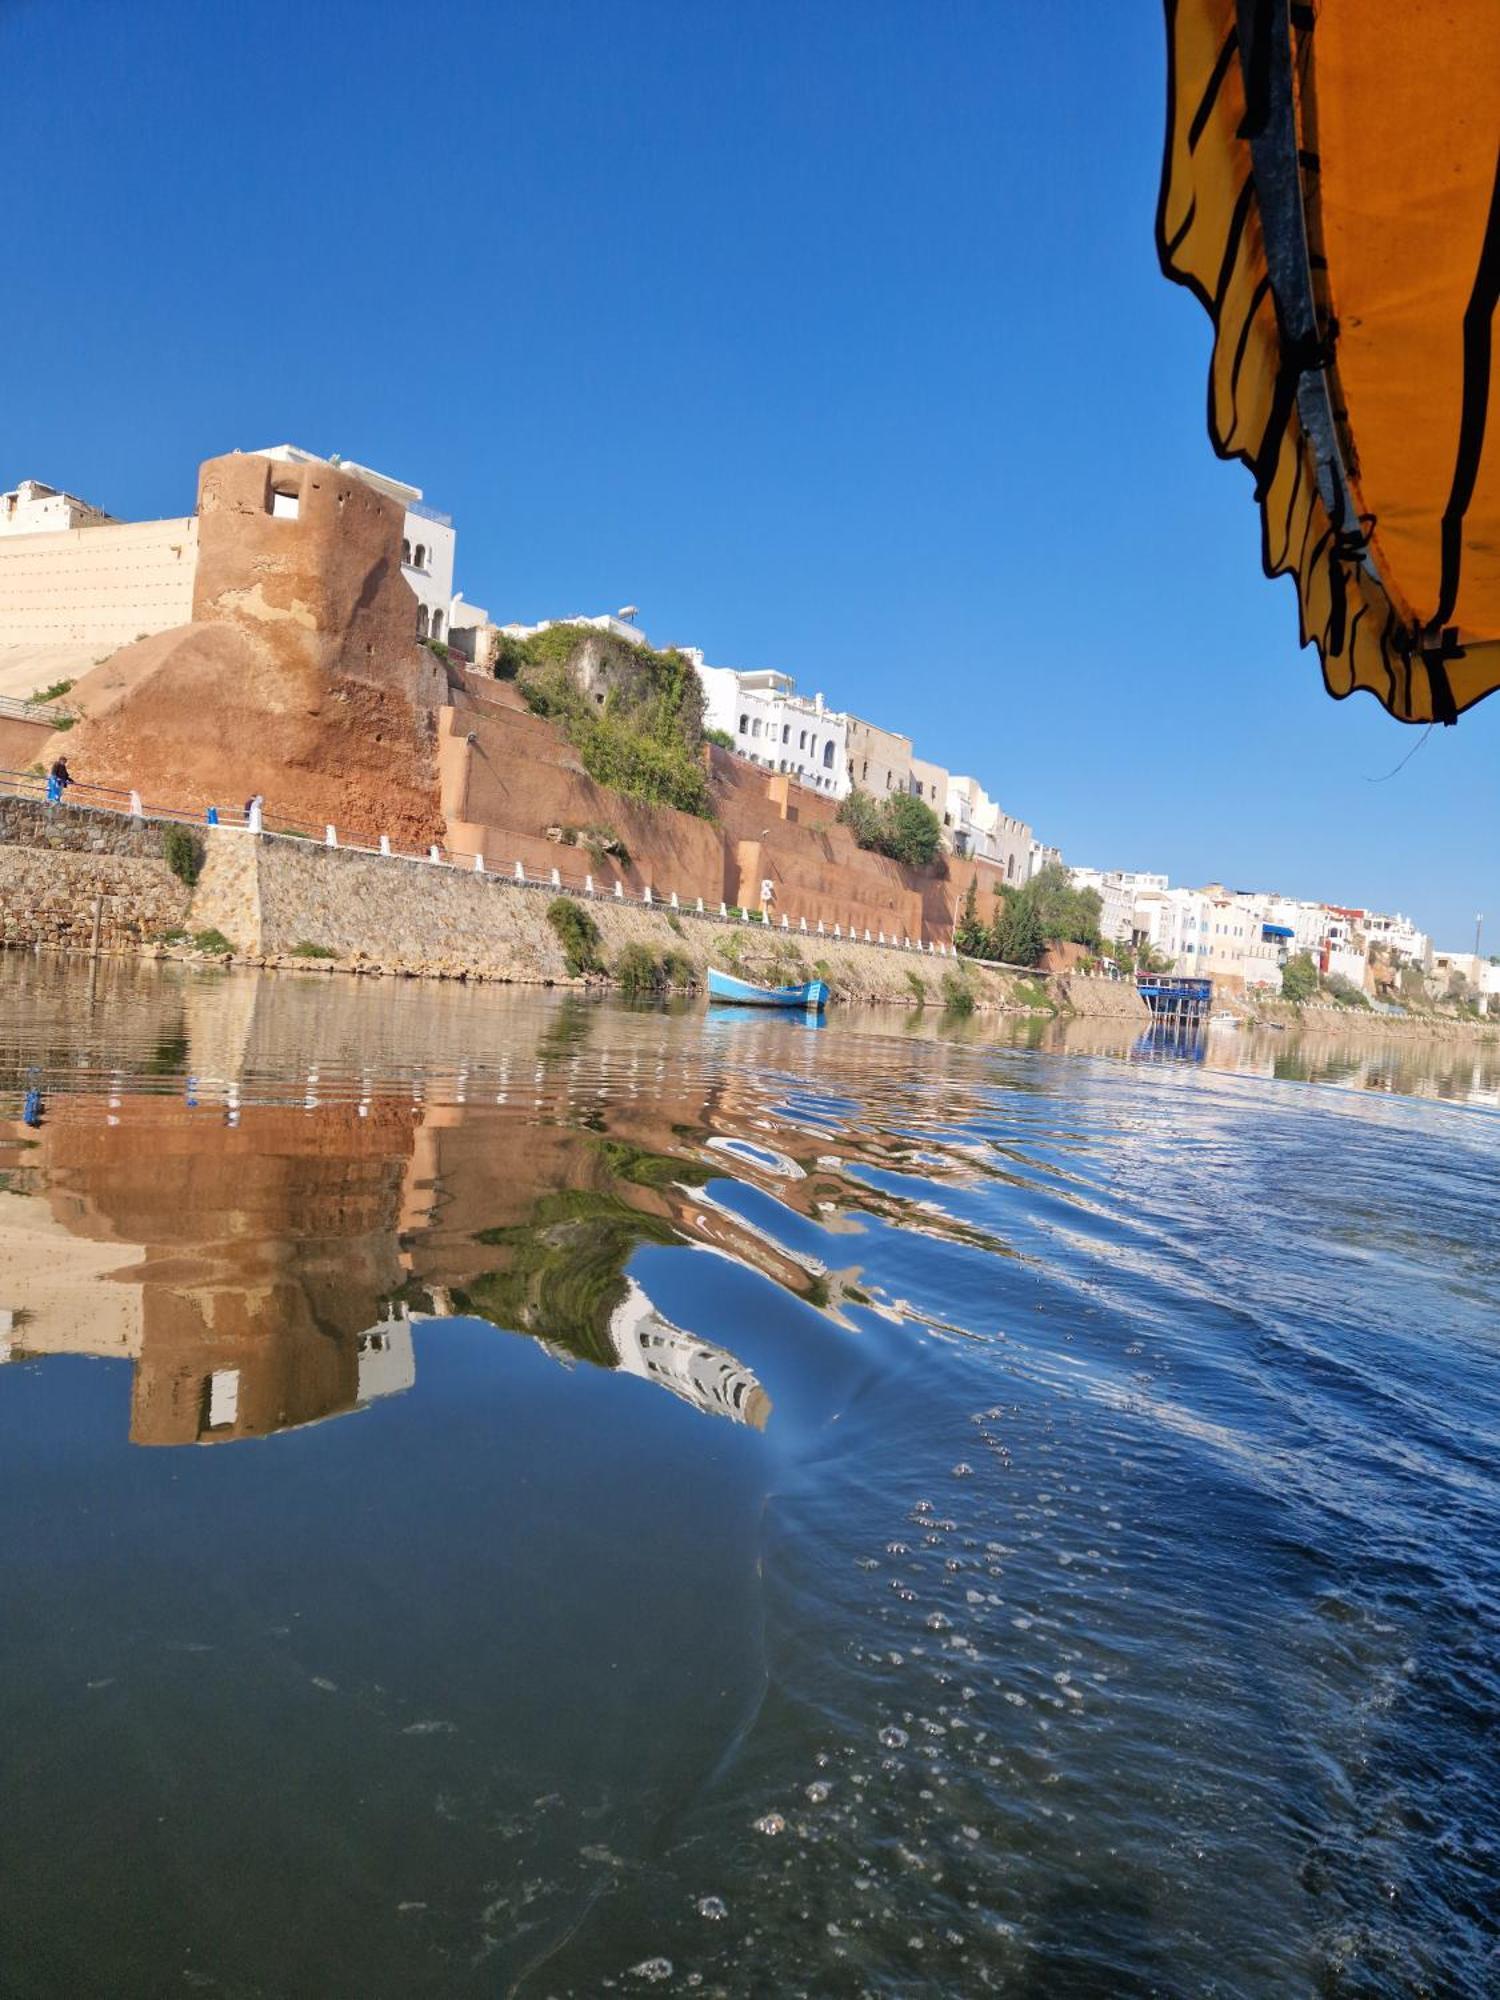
(905, 969, 928, 1007)
(613, 944, 698, 996)
(1280, 952, 1319, 1003)
(836, 787, 942, 867)
(941, 971, 976, 1015)
(547, 897, 604, 976)
(1325, 972, 1370, 1009)
(50, 715, 76, 732)
(667, 913, 685, 937)
(192, 928, 234, 955)
(161, 825, 204, 887)
(29, 678, 74, 704)
(290, 940, 337, 959)
(614, 942, 664, 996)
(704, 727, 735, 750)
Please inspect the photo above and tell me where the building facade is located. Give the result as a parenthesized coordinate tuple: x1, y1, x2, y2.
(844, 713, 913, 798)
(0, 479, 116, 536)
(696, 663, 850, 797)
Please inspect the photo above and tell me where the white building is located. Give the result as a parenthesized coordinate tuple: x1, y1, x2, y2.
(1028, 839, 1063, 881)
(945, 775, 1032, 882)
(1132, 884, 1278, 987)
(254, 445, 456, 642)
(1068, 867, 1136, 943)
(1353, 909, 1431, 967)
(0, 478, 115, 537)
(695, 662, 849, 797)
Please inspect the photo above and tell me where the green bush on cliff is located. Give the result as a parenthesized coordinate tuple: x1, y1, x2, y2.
(505, 624, 715, 819)
(161, 824, 203, 887)
(547, 897, 604, 976)
(836, 787, 943, 868)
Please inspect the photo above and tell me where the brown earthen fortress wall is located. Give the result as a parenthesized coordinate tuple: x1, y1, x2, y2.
(31, 451, 988, 941)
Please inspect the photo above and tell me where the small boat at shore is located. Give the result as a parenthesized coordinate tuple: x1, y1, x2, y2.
(707, 967, 829, 1011)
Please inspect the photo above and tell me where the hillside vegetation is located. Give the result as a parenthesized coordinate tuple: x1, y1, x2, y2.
(497, 625, 714, 818)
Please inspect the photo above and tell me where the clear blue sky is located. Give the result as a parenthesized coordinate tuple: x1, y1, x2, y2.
(5, 1, 1495, 946)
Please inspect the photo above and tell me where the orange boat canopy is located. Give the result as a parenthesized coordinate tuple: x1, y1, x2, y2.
(1158, 0, 1500, 722)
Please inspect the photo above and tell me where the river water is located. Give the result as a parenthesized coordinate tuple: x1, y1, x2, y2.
(2, 956, 1497, 1997)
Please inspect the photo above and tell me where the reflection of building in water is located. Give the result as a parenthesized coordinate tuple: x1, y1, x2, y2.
(194, 1309, 419, 1446)
(0, 1098, 421, 1448)
(610, 1279, 771, 1429)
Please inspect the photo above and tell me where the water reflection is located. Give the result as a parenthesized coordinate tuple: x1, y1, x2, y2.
(1, 958, 1498, 1997)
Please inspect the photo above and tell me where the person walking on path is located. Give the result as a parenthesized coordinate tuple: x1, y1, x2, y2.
(243, 792, 264, 833)
(45, 755, 72, 805)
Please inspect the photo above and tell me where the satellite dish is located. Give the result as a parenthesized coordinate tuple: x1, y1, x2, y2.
(617, 604, 639, 622)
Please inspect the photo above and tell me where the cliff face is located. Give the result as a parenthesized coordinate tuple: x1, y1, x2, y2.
(44, 453, 450, 844)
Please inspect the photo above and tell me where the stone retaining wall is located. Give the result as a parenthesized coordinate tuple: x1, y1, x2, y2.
(173, 829, 1150, 1014)
(0, 797, 192, 950)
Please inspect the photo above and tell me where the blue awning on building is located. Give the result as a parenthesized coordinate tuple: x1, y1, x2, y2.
(1262, 924, 1295, 939)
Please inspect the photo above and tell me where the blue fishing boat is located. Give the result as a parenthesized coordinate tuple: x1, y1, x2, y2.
(707, 967, 829, 1011)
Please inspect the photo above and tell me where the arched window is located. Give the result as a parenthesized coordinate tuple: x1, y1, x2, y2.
(752, 718, 762, 738)
(402, 538, 412, 564)
(431, 609, 444, 639)
(416, 604, 429, 639)
(414, 544, 426, 570)
(823, 739, 835, 768)
(782, 723, 791, 743)
(738, 714, 749, 735)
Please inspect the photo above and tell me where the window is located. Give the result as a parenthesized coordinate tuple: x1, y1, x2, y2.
(752, 718, 762, 738)
(402, 537, 412, 564)
(823, 740, 835, 768)
(799, 730, 807, 750)
(269, 488, 300, 521)
(206, 1368, 240, 1428)
(739, 714, 748, 734)
(416, 605, 429, 639)
(782, 723, 791, 743)
(432, 609, 444, 640)
(861, 760, 868, 780)
(414, 543, 426, 570)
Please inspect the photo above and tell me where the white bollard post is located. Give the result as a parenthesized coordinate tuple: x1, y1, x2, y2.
(719, 902, 728, 918)
(799, 916, 808, 933)
(696, 897, 704, 914)
(834, 924, 842, 939)
(514, 859, 526, 883)
(615, 879, 625, 900)
(643, 885, 653, 905)
(864, 928, 872, 943)
(781, 914, 790, 930)
(325, 824, 337, 848)
(551, 866, 562, 890)
(817, 920, 825, 937)
(429, 844, 441, 863)
(130, 790, 144, 822)
(669, 890, 679, 910)
(879, 930, 886, 945)
(246, 798, 261, 833)
(379, 834, 392, 857)
(585, 874, 594, 896)
(473, 851, 485, 873)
